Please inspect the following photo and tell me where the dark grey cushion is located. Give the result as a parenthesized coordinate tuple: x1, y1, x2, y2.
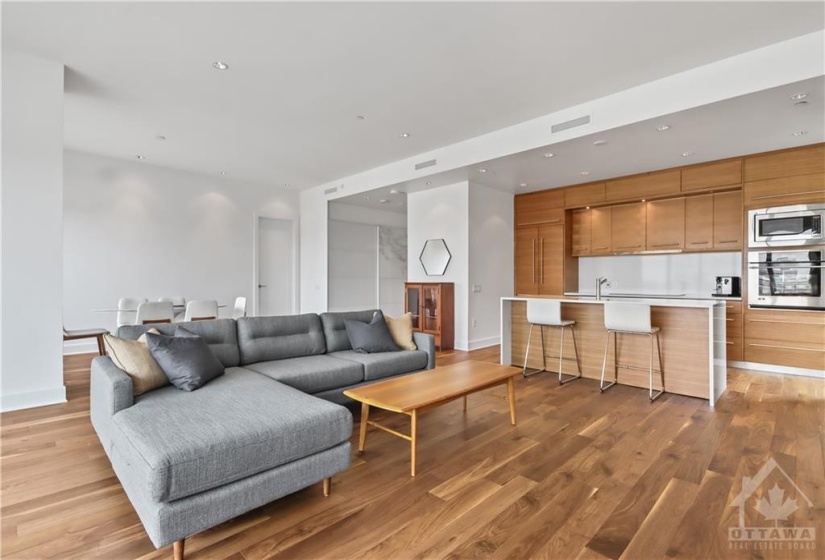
(146, 333, 225, 391)
(243, 355, 364, 394)
(117, 319, 240, 368)
(319, 310, 379, 353)
(237, 315, 326, 365)
(345, 313, 400, 353)
(329, 349, 429, 381)
(111, 367, 352, 502)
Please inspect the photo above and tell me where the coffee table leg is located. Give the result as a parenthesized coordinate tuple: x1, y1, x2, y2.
(359, 402, 370, 452)
(507, 378, 517, 425)
(410, 409, 418, 477)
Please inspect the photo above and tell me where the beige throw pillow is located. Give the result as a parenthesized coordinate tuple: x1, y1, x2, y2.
(383, 312, 417, 351)
(104, 329, 168, 396)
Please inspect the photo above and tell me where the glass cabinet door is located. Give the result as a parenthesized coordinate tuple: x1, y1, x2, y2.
(422, 286, 440, 333)
(405, 285, 421, 329)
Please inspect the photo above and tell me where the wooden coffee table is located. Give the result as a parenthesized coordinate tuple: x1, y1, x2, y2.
(343, 360, 520, 477)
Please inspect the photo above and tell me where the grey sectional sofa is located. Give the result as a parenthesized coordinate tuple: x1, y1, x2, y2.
(90, 310, 435, 558)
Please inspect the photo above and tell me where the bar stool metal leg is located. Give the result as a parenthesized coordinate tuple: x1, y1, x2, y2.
(600, 330, 617, 392)
(559, 325, 582, 385)
(523, 323, 548, 377)
(649, 332, 665, 402)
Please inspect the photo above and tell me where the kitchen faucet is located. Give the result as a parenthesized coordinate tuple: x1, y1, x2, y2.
(596, 277, 609, 301)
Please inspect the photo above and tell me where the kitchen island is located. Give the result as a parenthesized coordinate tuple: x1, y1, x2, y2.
(501, 296, 727, 406)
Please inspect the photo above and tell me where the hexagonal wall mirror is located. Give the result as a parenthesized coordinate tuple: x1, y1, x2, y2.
(419, 239, 452, 276)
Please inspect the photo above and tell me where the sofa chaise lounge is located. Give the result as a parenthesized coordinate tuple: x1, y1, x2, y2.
(90, 310, 435, 559)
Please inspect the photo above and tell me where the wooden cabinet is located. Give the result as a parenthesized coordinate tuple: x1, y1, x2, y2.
(744, 144, 825, 208)
(725, 301, 743, 362)
(681, 159, 742, 193)
(571, 209, 591, 256)
(605, 170, 681, 203)
(590, 207, 611, 255)
(565, 182, 606, 208)
(685, 194, 714, 251)
(744, 309, 825, 370)
(514, 189, 564, 227)
(712, 191, 742, 250)
(404, 283, 454, 351)
(646, 198, 685, 251)
(611, 203, 646, 253)
(514, 225, 565, 295)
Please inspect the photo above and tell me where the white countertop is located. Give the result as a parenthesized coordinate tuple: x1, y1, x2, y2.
(504, 295, 724, 309)
(564, 291, 741, 301)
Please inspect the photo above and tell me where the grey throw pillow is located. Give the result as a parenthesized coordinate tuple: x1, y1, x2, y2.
(345, 312, 400, 353)
(145, 332, 225, 391)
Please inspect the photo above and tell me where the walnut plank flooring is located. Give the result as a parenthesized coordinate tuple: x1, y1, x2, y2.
(1, 348, 824, 559)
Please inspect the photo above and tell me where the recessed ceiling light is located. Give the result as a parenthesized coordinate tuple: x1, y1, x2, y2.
(398, 202, 405, 206)
(790, 93, 808, 101)
(426, 181, 432, 186)
(792, 130, 809, 136)
(136, 155, 145, 160)
(220, 171, 227, 176)
(156, 135, 166, 141)
(356, 115, 366, 121)
(389, 188, 399, 194)
(543, 152, 555, 158)
(593, 140, 607, 146)
(656, 125, 671, 131)
(364, 196, 371, 200)
(379, 199, 390, 203)
(519, 183, 528, 187)
(284, 183, 289, 187)
(478, 168, 487, 173)
(580, 171, 590, 176)
(400, 132, 410, 138)
(212, 61, 229, 70)
(681, 151, 694, 157)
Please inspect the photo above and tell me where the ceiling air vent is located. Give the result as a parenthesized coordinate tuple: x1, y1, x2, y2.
(551, 115, 591, 133)
(324, 186, 338, 195)
(415, 159, 437, 171)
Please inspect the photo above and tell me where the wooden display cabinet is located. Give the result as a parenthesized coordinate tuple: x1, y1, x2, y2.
(404, 283, 454, 351)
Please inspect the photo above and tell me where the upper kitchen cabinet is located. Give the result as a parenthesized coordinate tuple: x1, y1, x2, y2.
(681, 159, 742, 193)
(605, 170, 681, 203)
(514, 189, 564, 227)
(590, 207, 612, 255)
(744, 144, 825, 208)
(712, 191, 743, 250)
(564, 182, 606, 208)
(646, 198, 685, 251)
(685, 194, 714, 251)
(571, 209, 591, 256)
(611, 203, 646, 253)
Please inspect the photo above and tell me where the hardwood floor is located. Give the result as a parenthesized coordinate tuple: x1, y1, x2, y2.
(1, 349, 823, 559)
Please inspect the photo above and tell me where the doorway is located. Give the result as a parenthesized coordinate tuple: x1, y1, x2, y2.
(255, 217, 297, 316)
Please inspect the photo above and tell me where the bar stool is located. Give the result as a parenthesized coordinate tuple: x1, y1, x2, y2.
(600, 302, 665, 402)
(522, 299, 582, 385)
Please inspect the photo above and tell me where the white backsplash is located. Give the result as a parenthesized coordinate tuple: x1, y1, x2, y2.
(578, 252, 742, 297)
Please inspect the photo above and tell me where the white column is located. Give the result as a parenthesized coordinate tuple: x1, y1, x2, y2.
(1, 51, 66, 411)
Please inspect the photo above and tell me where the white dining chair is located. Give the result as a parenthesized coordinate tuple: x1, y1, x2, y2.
(232, 297, 247, 319)
(117, 297, 147, 328)
(135, 301, 175, 325)
(184, 300, 218, 322)
(159, 297, 186, 321)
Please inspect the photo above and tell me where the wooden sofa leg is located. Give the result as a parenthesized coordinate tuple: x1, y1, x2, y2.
(173, 539, 185, 560)
(323, 477, 331, 497)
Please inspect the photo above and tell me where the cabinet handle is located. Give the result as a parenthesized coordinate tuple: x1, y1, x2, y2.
(748, 318, 824, 325)
(540, 238, 545, 285)
(593, 246, 609, 250)
(726, 318, 734, 322)
(748, 343, 824, 353)
(688, 241, 710, 245)
(751, 190, 823, 201)
(615, 245, 642, 249)
(532, 239, 536, 285)
(520, 219, 562, 226)
(717, 239, 739, 244)
(651, 243, 681, 248)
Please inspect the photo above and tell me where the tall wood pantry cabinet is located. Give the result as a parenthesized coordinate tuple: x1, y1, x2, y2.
(404, 283, 454, 350)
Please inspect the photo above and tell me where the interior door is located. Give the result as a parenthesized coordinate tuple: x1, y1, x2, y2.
(257, 217, 295, 316)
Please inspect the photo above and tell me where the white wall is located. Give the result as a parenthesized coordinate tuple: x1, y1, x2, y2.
(1, 51, 66, 412)
(62, 150, 299, 350)
(578, 252, 742, 297)
(407, 182, 470, 349)
(469, 183, 514, 349)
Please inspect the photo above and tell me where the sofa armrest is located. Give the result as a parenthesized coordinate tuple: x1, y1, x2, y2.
(90, 356, 134, 454)
(413, 332, 436, 369)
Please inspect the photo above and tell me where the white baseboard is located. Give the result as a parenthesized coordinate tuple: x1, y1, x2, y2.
(729, 360, 824, 379)
(1, 386, 67, 413)
(467, 336, 501, 351)
(63, 339, 98, 355)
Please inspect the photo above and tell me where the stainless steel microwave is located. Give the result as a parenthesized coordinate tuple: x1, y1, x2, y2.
(748, 204, 825, 248)
(748, 249, 824, 310)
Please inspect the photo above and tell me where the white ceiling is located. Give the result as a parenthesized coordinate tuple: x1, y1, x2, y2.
(4, 2, 823, 189)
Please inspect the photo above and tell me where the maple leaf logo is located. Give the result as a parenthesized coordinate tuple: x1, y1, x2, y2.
(754, 484, 798, 524)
